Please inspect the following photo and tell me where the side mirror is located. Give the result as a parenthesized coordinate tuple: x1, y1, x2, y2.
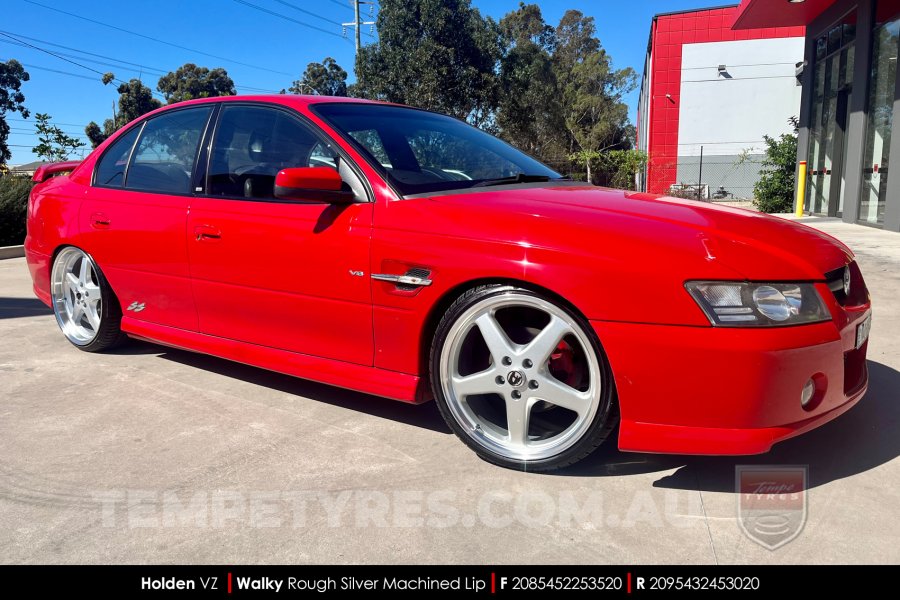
(274, 167, 355, 203)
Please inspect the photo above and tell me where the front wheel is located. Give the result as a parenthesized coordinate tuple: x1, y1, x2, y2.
(430, 285, 618, 471)
(50, 246, 125, 352)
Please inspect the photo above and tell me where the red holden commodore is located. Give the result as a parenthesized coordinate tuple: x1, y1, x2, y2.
(24, 96, 872, 471)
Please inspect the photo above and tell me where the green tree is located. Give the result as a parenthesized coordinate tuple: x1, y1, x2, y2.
(0, 59, 30, 167)
(355, 0, 502, 126)
(157, 63, 235, 104)
(554, 10, 636, 181)
(290, 57, 348, 96)
(595, 149, 647, 190)
(753, 117, 799, 213)
(32, 113, 85, 162)
(0, 175, 34, 245)
(496, 3, 565, 157)
(85, 78, 161, 148)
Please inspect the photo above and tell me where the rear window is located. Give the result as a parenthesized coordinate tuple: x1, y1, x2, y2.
(94, 126, 140, 187)
(124, 107, 212, 195)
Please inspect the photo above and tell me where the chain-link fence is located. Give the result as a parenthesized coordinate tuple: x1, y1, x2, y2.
(646, 144, 768, 202)
(539, 145, 768, 202)
(675, 154, 765, 201)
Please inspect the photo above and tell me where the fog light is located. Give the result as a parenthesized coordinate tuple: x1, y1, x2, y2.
(801, 378, 816, 408)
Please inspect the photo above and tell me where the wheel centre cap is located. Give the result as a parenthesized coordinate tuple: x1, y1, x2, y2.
(506, 370, 526, 388)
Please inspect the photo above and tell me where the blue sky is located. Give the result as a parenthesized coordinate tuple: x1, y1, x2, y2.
(2, 0, 730, 165)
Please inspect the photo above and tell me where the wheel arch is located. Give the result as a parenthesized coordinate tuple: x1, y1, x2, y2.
(49, 243, 123, 313)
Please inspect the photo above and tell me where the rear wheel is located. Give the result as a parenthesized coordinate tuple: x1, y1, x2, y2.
(430, 285, 618, 471)
(50, 246, 125, 352)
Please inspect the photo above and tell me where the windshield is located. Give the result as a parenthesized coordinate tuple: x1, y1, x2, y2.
(312, 103, 562, 196)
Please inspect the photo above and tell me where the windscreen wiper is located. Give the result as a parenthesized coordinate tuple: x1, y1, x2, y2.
(471, 173, 557, 187)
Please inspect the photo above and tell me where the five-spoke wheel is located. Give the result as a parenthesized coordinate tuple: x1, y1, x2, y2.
(50, 246, 124, 351)
(432, 285, 617, 471)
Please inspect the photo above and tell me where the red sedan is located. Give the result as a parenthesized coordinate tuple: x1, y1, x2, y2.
(24, 96, 871, 471)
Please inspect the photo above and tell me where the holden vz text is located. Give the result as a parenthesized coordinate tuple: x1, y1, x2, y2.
(142, 577, 218, 590)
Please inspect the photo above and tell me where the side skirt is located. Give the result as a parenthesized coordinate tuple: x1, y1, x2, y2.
(121, 317, 424, 403)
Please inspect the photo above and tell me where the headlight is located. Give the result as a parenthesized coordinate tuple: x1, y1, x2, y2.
(685, 281, 830, 327)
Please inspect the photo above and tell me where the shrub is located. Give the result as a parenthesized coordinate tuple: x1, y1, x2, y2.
(0, 175, 34, 246)
(753, 117, 798, 213)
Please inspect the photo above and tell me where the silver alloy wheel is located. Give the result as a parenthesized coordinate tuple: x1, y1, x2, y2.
(439, 294, 602, 462)
(51, 247, 103, 346)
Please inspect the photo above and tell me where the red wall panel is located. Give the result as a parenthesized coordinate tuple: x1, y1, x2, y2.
(645, 6, 804, 194)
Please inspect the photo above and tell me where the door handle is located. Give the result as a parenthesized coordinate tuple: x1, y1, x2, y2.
(193, 225, 221, 241)
(90, 212, 110, 228)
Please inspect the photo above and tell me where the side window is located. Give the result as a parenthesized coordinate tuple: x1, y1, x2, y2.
(94, 125, 141, 187)
(125, 107, 212, 194)
(208, 105, 336, 199)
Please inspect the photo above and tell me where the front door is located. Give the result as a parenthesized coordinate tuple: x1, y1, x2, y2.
(81, 106, 213, 331)
(187, 104, 373, 365)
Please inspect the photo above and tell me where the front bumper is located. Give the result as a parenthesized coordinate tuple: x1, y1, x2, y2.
(592, 299, 870, 455)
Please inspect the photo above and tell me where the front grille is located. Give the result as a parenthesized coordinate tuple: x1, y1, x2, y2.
(824, 265, 847, 304)
(823, 261, 868, 306)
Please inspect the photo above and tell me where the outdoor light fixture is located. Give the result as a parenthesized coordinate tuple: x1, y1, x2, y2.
(717, 64, 727, 74)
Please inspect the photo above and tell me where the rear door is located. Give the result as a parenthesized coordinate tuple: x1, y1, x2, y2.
(187, 104, 374, 365)
(81, 106, 213, 331)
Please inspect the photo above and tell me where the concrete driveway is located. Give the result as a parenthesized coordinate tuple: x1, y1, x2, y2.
(1, 218, 897, 564)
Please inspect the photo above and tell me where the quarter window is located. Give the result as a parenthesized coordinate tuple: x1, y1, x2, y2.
(125, 107, 212, 194)
(208, 105, 339, 199)
(94, 125, 140, 188)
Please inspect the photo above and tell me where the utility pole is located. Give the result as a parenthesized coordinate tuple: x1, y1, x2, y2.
(342, 0, 376, 55)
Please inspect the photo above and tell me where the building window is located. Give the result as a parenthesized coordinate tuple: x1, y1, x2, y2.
(808, 12, 856, 216)
(859, 9, 900, 225)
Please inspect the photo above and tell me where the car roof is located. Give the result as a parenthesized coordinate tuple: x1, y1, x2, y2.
(155, 94, 396, 111)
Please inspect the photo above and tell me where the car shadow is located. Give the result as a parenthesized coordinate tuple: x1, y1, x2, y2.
(0, 297, 53, 319)
(562, 360, 900, 492)
(123, 342, 452, 434)
(106, 337, 899, 483)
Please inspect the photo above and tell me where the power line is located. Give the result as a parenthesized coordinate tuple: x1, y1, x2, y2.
(0, 30, 168, 75)
(330, 0, 378, 8)
(8, 126, 88, 136)
(0, 32, 167, 99)
(272, 0, 343, 26)
(2, 34, 279, 94)
(0, 31, 120, 82)
(1, 39, 166, 78)
(232, 0, 348, 39)
(8, 61, 101, 82)
(23, 0, 293, 76)
(273, 0, 374, 39)
(8, 117, 86, 128)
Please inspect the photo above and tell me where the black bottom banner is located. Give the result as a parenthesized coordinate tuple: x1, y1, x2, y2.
(0, 565, 891, 595)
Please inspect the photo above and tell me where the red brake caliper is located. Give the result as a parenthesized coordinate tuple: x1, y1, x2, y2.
(549, 340, 578, 387)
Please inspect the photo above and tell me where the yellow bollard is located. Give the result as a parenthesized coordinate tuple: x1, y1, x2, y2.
(795, 160, 807, 218)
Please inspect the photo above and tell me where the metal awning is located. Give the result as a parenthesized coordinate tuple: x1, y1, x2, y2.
(732, 0, 837, 29)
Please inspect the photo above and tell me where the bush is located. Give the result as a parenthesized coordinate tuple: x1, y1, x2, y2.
(0, 176, 34, 246)
(753, 117, 798, 213)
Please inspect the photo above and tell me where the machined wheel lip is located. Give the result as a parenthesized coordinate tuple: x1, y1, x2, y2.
(439, 292, 603, 462)
(50, 247, 102, 346)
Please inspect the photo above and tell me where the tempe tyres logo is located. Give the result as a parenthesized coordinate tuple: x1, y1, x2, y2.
(736, 465, 808, 550)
